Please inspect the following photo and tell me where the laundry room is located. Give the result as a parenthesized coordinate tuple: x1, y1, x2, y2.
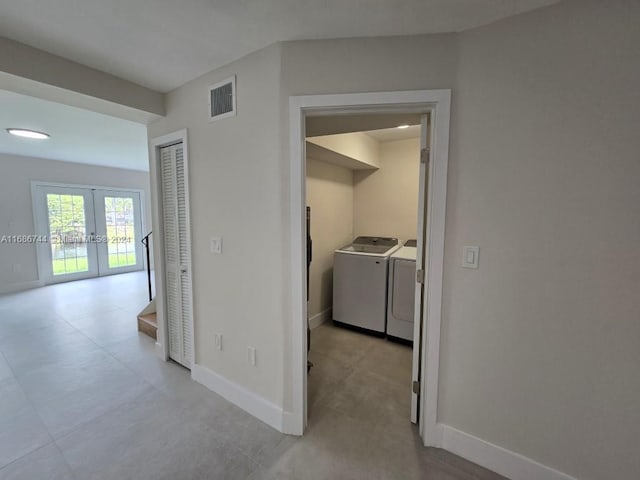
(305, 112, 428, 429)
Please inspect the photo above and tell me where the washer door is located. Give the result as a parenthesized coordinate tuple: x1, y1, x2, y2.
(391, 259, 416, 323)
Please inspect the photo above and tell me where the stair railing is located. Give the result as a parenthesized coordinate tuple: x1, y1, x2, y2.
(141, 231, 153, 302)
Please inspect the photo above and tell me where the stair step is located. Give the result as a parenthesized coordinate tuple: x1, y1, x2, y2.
(137, 312, 157, 340)
(138, 313, 157, 326)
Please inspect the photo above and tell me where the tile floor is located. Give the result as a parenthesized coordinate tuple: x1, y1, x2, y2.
(0, 272, 505, 479)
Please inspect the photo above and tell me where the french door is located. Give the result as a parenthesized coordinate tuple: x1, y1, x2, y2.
(34, 184, 144, 284)
(94, 190, 144, 275)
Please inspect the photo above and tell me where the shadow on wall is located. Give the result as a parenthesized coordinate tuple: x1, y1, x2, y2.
(320, 268, 334, 310)
(307, 164, 354, 187)
(353, 169, 376, 184)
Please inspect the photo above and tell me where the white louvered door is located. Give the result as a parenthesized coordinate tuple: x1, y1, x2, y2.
(160, 143, 193, 368)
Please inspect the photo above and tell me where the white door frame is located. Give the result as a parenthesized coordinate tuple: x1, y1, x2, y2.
(149, 129, 195, 367)
(288, 90, 451, 446)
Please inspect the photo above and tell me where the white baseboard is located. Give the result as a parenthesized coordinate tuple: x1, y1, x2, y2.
(281, 411, 303, 435)
(309, 308, 331, 330)
(192, 363, 284, 432)
(441, 425, 577, 480)
(0, 280, 44, 295)
(154, 342, 167, 360)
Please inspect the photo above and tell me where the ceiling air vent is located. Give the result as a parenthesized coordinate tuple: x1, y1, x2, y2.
(208, 75, 236, 122)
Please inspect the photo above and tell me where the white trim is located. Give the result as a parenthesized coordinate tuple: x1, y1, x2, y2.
(421, 90, 451, 445)
(31, 183, 46, 284)
(441, 425, 578, 480)
(410, 114, 429, 423)
(0, 280, 44, 295)
(154, 341, 167, 361)
(289, 89, 451, 440)
(281, 412, 300, 435)
(308, 308, 331, 330)
(289, 95, 306, 436)
(192, 364, 283, 431)
(30, 180, 146, 194)
(149, 129, 195, 367)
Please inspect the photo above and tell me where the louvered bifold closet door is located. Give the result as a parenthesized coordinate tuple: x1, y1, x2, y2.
(160, 144, 189, 367)
(175, 146, 193, 367)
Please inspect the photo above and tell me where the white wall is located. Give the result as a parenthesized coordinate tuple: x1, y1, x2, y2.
(283, 5, 639, 478)
(147, 1, 640, 477)
(147, 44, 285, 408)
(354, 137, 420, 243)
(147, 33, 456, 417)
(305, 157, 354, 319)
(440, 1, 640, 479)
(0, 153, 151, 293)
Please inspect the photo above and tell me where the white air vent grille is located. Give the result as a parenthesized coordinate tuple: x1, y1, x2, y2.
(208, 75, 236, 121)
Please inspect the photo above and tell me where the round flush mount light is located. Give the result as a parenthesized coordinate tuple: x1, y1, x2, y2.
(397, 124, 410, 129)
(6, 128, 50, 140)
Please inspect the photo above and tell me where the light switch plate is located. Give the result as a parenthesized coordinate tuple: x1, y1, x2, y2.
(210, 236, 222, 254)
(462, 246, 479, 269)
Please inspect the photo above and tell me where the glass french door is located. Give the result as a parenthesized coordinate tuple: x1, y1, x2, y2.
(36, 186, 99, 282)
(94, 190, 144, 275)
(34, 185, 144, 284)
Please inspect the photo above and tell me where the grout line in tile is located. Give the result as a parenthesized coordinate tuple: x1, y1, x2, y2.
(0, 351, 57, 471)
(0, 440, 57, 475)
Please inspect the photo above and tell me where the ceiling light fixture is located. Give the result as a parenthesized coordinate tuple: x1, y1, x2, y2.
(6, 128, 50, 140)
(397, 125, 410, 129)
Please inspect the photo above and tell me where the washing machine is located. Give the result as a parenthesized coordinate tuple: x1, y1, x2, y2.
(386, 240, 417, 342)
(332, 236, 400, 334)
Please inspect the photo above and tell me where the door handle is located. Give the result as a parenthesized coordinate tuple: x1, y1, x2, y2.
(180, 268, 187, 273)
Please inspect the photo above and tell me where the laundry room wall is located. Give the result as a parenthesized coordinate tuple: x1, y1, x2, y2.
(305, 157, 354, 323)
(353, 137, 420, 243)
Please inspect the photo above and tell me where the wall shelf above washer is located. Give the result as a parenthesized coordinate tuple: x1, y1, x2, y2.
(306, 132, 379, 171)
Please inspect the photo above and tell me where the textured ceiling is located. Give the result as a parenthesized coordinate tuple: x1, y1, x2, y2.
(0, 0, 559, 92)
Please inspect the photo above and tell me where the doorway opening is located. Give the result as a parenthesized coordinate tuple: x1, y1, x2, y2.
(289, 90, 451, 446)
(33, 183, 145, 284)
(305, 113, 427, 434)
